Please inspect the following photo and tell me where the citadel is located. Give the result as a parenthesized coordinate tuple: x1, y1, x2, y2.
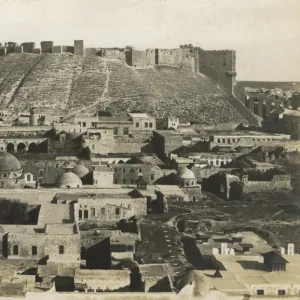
(0, 37, 299, 300)
(0, 39, 237, 93)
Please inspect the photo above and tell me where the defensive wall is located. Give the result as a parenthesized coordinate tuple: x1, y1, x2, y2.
(242, 173, 292, 193)
(0, 40, 237, 93)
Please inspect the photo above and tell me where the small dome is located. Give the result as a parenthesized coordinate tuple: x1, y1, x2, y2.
(177, 167, 195, 180)
(72, 165, 89, 179)
(0, 152, 22, 171)
(56, 172, 82, 188)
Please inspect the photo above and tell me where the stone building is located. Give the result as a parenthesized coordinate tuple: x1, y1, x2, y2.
(139, 264, 173, 292)
(56, 165, 83, 188)
(282, 110, 300, 140)
(111, 163, 170, 185)
(0, 152, 25, 188)
(128, 112, 156, 132)
(176, 167, 201, 201)
(92, 165, 114, 186)
(5, 223, 80, 264)
(152, 130, 183, 158)
(209, 131, 291, 150)
(74, 189, 147, 221)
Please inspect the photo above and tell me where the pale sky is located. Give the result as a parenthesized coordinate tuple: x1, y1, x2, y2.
(0, 0, 299, 81)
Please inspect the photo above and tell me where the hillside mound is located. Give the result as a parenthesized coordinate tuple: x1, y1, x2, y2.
(0, 53, 256, 125)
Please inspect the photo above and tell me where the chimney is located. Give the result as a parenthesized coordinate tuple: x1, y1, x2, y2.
(287, 243, 294, 255)
(221, 243, 227, 255)
(280, 247, 286, 255)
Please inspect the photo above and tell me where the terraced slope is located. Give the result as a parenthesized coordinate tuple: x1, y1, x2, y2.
(0, 53, 257, 125)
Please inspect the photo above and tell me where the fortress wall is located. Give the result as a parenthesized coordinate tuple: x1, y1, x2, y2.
(14, 45, 23, 53)
(52, 46, 63, 54)
(157, 48, 193, 69)
(0, 48, 6, 55)
(32, 48, 41, 54)
(85, 48, 126, 60)
(41, 41, 54, 53)
(132, 49, 156, 67)
(61, 45, 74, 54)
(21, 42, 36, 53)
(74, 40, 84, 56)
(199, 50, 236, 93)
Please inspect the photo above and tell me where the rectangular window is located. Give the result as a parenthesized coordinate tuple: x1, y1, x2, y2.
(149, 123, 153, 128)
(217, 139, 221, 143)
(39, 169, 44, 177)
(257, 290, 264, 296)
(145, 122, 148, 128)
(135, 122, 139, 128)
(27, 174, 31, 182)
(123, 168, 125, 173)
(113, 128, 118, 135)
(83, 122, 86, 127)
(278, 290, 285, 296)
(116, 208, 120, 215)
(222, 138, 225, 143)
(91, 122, 95, 127)
(55, 164, 59, 169)
(151, 174, 154, 180)
(78, 122, 81, 126)
(114, 179, 118, 184)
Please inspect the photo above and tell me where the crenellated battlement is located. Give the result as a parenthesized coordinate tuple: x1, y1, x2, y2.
(0, 39, 237, 93)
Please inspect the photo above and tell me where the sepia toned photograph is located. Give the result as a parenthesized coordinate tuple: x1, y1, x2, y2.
(0, 0, 299, 299)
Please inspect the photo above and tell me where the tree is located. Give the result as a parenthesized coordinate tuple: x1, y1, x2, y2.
(0, 199, 29, 224)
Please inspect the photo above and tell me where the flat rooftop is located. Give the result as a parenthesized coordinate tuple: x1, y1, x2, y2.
(139, 264, 169, 277)
(212, 131, 291, 137)
(75, 269, 130, 278)
(197, 231, 273, 257)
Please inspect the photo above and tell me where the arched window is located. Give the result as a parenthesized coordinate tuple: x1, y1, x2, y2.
(17, 143, 26, 153)
(78, 210, 82, 219)
(59, 245, 64, 254)
(91, 208, 95, 217)
(101, 207, 106, 215)
(32, 246, 37, 256)
(6, 143, 14, 153)
(13, 245, 19, 255)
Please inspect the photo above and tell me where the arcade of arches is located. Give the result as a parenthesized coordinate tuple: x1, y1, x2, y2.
(6, 142, 38, 153)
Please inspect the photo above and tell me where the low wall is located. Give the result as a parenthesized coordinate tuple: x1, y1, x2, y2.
(243, 175, 292, 193)
(6, 291, 182, 300)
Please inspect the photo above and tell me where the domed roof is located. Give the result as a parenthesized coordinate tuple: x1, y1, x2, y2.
(177, 167, 195, 180)
(56, 172, 82, 188)
(0, 152, 22, 171)
(72, 165, 89, 179)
